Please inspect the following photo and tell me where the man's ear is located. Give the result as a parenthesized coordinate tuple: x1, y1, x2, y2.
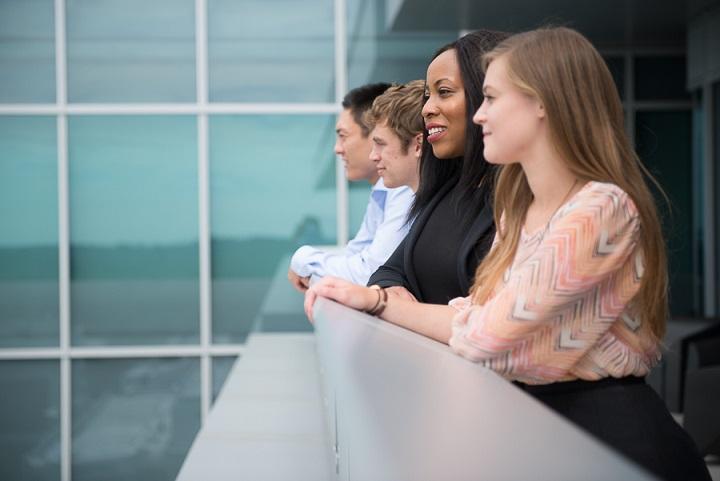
(414, 133, 423, 158)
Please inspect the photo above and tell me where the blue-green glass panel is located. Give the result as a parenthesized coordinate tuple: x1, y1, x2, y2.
(634, 57, 690, 101)
(0, 117, 59, 347)
(212, 355, 237, 402)
(66, 0, 195, 102)
(208, 0, 334, 102)
(210, 115, 335, 342)
(72, 358, 200, 481)
(347, 0, 456, 88)
(0, 0, 55, 103)
(69, 116, 199, 345)
(0, 360, 60, 481)
(635, 110, 694, 315)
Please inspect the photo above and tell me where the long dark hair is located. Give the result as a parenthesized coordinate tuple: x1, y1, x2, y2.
(409, 30, 509, 223)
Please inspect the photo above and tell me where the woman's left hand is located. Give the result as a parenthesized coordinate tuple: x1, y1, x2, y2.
(304, 276, 377, 322)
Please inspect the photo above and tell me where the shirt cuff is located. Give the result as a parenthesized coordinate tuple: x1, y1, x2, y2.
(448, 296, 472, 312)
(290, 245, 316, 278)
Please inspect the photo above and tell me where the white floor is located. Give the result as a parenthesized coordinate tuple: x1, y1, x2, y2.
(175, 333, 334, 481)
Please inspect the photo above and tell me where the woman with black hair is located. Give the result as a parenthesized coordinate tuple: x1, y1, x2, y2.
(367, 30, 508, 305)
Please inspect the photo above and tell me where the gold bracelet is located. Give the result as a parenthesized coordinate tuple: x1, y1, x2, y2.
(367, 285, 387, 316)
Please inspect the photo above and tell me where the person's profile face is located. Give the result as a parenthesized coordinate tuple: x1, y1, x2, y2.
(369, 121, 421, 191)
(473, 55, 545, 166)
(421, 49, 467, 159)
(334, 109, 377, 182)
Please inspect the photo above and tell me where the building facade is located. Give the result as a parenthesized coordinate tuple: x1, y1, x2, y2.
(1, 0, 718, 480)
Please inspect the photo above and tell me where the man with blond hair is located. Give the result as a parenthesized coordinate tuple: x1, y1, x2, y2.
(365, 80, 425, 193)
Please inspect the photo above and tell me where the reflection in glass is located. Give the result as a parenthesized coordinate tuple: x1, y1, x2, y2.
(210, 115, 335, 342)
(635, 111, 694, 315)
(634, 57, 690, 101)
(212, 355, 238, 402)
(0, 117, 59, 347)
(208, 0, 334, 102)
(347, 0, 455, 88)
(66, 0, 195, 102)
(72, 358, 200, 481)
(69, 116, 199, 345)
(0, 361, 60, 481)
(0, 0, 55, 103)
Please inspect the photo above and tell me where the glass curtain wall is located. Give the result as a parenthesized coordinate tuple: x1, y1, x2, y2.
(0, 0, 456, 480)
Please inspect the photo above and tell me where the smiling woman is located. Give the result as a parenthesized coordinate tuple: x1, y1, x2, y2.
(422, 50, 467, 159)
(367, 30, 509, 304)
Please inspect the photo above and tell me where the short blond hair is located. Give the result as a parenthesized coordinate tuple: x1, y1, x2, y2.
(364, 80, 425, 153)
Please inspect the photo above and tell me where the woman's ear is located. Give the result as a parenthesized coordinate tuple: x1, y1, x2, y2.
(536, 100, 546, 119)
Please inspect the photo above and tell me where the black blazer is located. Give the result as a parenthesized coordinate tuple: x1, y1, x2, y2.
(367, 181, 495, 302)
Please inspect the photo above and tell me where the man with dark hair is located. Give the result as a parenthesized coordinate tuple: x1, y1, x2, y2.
(288, 83, 414, 290)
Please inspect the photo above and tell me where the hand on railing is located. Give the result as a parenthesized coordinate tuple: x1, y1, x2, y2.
(304, 276, 377, 323)
(288, 268, 311, 292)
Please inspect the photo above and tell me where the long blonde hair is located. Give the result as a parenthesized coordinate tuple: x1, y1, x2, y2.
(471, 27, 668, 340)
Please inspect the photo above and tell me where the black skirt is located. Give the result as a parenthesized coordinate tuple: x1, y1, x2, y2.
(513, 377, 711, 481)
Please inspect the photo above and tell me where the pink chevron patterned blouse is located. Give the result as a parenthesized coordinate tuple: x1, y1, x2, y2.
(448, 181, 662, 385)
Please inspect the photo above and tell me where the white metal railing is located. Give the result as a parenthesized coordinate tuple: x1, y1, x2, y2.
(312, 297, 657, 481)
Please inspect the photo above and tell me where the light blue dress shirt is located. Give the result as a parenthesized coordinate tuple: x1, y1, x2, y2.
(290, 178, 414, 285)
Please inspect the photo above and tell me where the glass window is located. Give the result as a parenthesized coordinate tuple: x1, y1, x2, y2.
(209, 115, 335, 343)
(72, 358, 200, 481)
(208, 0, 334, 102)
(603, 56, 625, 100)
(0, 116, 59, 347)
(635, 110, 694, 316)
(634, 56, 690, 101)
(212, 355, 237, 402)
(69, 116, 199, 346)
(0, 360, 60, 481)
(0, 0, 55, 103)
(347, 0, 456, 88)
(66, 0, 195, 102)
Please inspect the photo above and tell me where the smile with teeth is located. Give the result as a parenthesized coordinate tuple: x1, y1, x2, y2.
(427, 127, 447, 136)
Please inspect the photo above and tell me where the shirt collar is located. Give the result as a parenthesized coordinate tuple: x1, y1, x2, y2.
(371, 177, 388, 192)
(369, 177, 390, 210)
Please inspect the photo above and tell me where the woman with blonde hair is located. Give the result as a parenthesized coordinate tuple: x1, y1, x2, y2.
(306, 27, 710, 480)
